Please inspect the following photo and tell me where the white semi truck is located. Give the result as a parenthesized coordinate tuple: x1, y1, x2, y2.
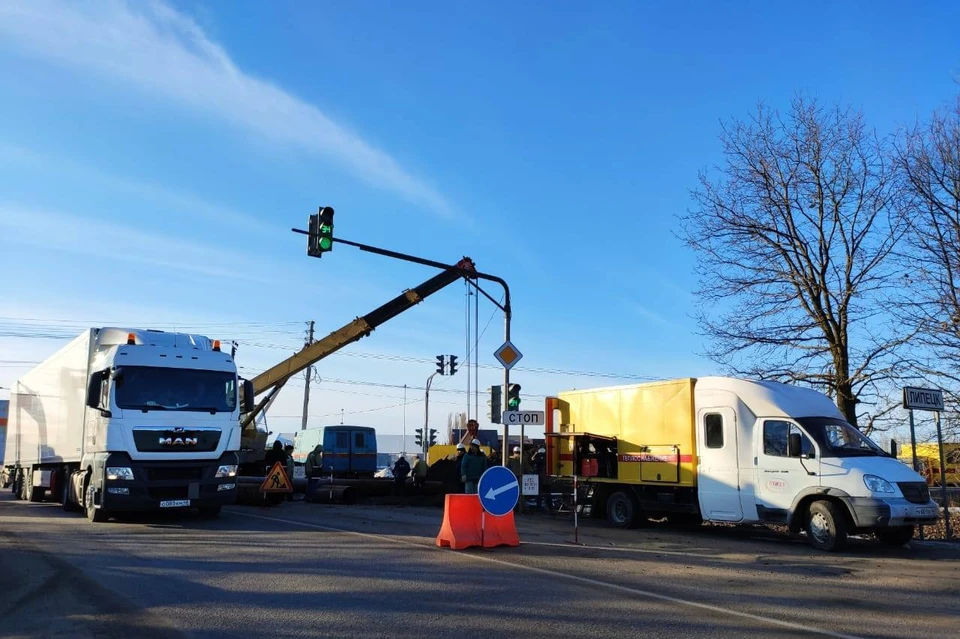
(4, 327, 254, 521)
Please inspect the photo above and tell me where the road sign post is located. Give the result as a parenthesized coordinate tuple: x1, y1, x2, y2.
(902, 386, 950, 540)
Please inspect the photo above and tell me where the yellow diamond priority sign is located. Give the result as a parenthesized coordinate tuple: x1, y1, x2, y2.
(494, 340, 523, 370)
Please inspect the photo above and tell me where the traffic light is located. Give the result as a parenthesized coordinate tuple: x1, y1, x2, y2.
(429, 429, 438, 446)
(487, 385, 502, 423)
(307, 213, 321, 257)
(448, 355, 458, 376)
(318, 206, 334, 253)
(435, 355, 445, 375)
(507, 383, 521, 410)
(414, 428, 423, 448)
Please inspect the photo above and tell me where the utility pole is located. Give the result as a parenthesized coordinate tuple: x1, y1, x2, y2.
(403, 384, 408, 456)
(301, 320, 315, 431)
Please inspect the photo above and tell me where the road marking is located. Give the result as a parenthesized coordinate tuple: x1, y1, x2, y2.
(520, 540, 722, 560)
(228, 509, 866, 639)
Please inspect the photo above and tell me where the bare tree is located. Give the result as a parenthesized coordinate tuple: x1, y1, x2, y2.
(895, 96, 960, 380)
(679, 97, 908, 430)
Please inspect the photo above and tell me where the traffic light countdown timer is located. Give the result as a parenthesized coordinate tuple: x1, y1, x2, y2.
(307, 206, 335, 257)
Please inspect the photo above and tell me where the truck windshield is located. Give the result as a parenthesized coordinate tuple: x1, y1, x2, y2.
(795, 417, 887, 458)
(114, 366, 237, 413)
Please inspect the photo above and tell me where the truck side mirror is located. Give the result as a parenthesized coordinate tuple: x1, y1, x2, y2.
(241, 379, 256, 414)
(889, 440, 899, 458)
(788, 433, 802, 458)
(86, 370, 103, 408)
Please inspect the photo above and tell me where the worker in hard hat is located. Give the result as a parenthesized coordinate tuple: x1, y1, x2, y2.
(454, 442, 467, 493)
(507, 445, 523, 479)
(460, 438, 488, 494)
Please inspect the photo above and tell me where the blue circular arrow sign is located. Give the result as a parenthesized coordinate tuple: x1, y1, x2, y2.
(477, 465, 519, 517)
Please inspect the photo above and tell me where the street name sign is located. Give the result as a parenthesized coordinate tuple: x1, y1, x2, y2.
(902, 387, 944, 412)
(494, 341, 523, 370)
(477, 465, 519, 516)
(502, 410, 545, 426)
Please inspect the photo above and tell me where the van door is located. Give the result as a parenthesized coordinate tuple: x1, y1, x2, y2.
(754, 419, 818, 523)
(696, 407, 743, 521)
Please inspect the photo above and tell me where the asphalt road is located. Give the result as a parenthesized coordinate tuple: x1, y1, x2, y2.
(1, 493, 958, 639)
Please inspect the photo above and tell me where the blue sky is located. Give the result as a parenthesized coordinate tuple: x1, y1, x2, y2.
(1, 1, 958, 447)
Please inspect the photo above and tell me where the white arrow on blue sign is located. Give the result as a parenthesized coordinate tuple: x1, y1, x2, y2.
(477, 465, 519, 517)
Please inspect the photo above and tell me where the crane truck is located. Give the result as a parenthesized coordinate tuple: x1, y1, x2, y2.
(545, 377, 939, 551)
(235, 257, 477, 476)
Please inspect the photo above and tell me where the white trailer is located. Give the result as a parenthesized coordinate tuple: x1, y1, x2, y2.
(4, 328, 254, 521)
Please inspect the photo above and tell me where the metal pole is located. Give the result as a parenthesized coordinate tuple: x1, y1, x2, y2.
(301, 320, 315, 431)
(465, 284, 471, 420)
(909, 409, 924, 540)
(935, 410, 951, 540)
(474, 284, 479, 423)
(403, 384, 407, 456)
(503, 313, 510, 468)
(425, 372, 438, 459)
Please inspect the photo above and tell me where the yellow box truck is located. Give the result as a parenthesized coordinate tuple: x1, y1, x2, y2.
(544, 377, 939, 552)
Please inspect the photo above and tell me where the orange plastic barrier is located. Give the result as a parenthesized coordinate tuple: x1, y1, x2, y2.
(436, 494, 520, 550)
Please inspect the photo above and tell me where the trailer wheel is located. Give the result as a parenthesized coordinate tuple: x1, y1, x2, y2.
(62, 471, 80, 512)
(806, 500, 847, 551)
(85, 480, 110, 523)
(875, 526, 914, 547)
(606, 491, 638, 528)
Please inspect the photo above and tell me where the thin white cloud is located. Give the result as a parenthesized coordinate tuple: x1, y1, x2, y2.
(0, 0, 454, 217)
(0, 143, 273, 234)
(0, 204, 274, 282)
(633, 303, 673, 327)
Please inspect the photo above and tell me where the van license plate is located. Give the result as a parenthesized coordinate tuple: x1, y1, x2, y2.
(159, 500, 191, 508)
(916, 507, 936, 517)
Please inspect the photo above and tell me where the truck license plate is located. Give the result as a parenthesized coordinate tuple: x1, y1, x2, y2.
(159, 499, 191, 508)
(916, 507, 936, 517)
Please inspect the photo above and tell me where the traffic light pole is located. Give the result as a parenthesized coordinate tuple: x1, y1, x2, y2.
(292, 226, 513, 465)
(424, 371, 439, 459)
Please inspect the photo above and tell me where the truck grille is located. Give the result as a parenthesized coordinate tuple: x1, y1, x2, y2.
(133, 428, 221, 452)
(897, 482, 930, 504)
(146, 467, 204, 482)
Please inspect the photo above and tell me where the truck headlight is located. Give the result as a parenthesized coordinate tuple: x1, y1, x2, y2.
(863, 474, 895, 494)
(215, 465, 237, 478)
(106, 467, 134, 481)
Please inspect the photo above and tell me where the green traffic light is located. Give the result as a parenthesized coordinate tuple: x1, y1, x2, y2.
(319, 237, 332, 250)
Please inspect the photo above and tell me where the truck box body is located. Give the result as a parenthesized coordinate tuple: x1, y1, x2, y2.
(546, 376, 940, 551)
(554, 378, 697, 487)
(4, 331, 92, 469)
(6, 327, 243, 519)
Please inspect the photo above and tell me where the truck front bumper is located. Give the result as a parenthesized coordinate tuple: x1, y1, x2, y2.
(97, 452, 238, 512)
(843, 496, 940, 529)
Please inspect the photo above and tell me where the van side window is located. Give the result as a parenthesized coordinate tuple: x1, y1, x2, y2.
(763, 420, 814, 457)
(336, 432, 349, 448)
(354, 432, 364, 448)
(705, 414, 723, 448)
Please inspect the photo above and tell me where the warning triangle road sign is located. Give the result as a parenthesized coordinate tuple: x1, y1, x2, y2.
(260, 462, 293, 493)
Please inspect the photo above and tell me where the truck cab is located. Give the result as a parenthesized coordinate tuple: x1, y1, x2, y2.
(73, 328, 254, 520)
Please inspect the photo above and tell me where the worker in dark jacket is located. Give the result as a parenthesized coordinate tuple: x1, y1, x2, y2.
(393, 455, 411, 496)
(453, 443, 467, 493)
(460, 439, 488, 495)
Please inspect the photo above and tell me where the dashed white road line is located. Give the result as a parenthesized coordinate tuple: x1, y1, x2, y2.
(228, 509, 867, 639)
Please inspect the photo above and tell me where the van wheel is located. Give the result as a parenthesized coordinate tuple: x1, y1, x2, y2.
(85, 481, 109, 523)
(806, 500, 847, 551)
(876, 526, 914, 546)
(606, 491, 638, 528)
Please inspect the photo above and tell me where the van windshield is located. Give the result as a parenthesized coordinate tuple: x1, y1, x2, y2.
(115, 366, 237, 413)
(795, 417, 887, 458)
